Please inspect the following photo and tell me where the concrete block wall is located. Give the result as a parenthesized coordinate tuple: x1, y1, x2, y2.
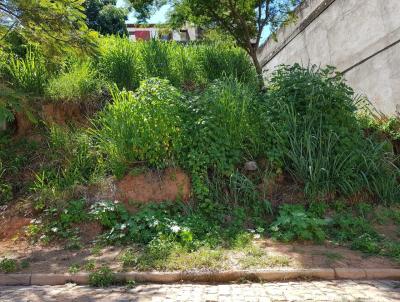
(257, 0, 400, 115)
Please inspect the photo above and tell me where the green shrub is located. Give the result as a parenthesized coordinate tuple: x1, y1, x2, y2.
(328, 213, 379, 243)
(180, 77, 262, 199)
(89, 266, 115, 287)
(90, 201, 130, 229)
(46, 61, 102, 101)
(0, 258, 18, 273)
(93, 78, 183, 177)
(270, 204, 327, 243)
(6, 47, 48, 95)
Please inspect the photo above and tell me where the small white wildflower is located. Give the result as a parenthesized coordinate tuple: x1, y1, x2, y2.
(39, 235, 46, 240)
(120, 224, 127, 230)
(170, 225, 181, 233)
(51, 227, 58, 233)
(248, 229, 256, 233)
(254, 234, 261, 239)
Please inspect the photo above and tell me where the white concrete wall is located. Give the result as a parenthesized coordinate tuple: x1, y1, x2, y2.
(257, 0, 400, 115)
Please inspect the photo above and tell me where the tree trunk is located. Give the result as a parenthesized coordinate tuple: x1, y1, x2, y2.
(249, 49, 265, 89)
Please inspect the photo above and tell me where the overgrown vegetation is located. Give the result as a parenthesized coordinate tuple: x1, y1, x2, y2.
(1, 34, 399, 274)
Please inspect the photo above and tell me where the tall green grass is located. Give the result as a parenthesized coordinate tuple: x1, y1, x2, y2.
(46, 61, 102, 102)
(96, 36, 258, 91)
(92, 78, 184, 178)
(6, 47, 48, 95)
(266, 64, 400, 203)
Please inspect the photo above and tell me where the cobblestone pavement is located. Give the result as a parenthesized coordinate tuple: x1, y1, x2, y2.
(1, 280, 400, 302)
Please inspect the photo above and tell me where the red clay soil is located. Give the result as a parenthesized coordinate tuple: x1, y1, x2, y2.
(41, 103, 84, 125)
(116, 168, 191, 212)
(0, 217, 31, 241)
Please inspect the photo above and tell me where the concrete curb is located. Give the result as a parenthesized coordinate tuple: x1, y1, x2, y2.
(0, 269, 400, 286)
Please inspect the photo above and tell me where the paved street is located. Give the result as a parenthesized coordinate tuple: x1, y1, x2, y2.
(1, 280, 400, 301)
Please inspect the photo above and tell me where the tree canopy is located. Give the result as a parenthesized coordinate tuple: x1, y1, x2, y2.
(84, 0, 129, 36)
(0, 0, 99, 56)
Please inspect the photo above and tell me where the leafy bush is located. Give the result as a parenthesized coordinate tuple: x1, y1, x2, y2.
(90, 201, 130, 229)
(46, 61, 102, 101)
(89, 266, 115, 287)
(0, 258, 18, 273)
(180, 77, 262, 199)
(5, 48, 48, 95)
(93, 78, 184, 177)
(270, 204, 327, 242)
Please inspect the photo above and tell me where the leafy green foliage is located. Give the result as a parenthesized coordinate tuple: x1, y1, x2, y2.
(179, 78, 262, 199)
(46, 61, 103, 102)
(89, 266, 115, 287)
(264, 64, 400, 203)
(84, 0, 129, 36)
(270, 205, 327, 242)
(93, 78, 183, 177)
(0, 258, 18, 273)
(0, 0, 99, 56)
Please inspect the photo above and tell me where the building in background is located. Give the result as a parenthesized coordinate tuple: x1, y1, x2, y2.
(126, 23, 201, 42)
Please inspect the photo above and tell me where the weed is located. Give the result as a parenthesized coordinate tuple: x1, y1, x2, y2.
(46, 60, 102, 101)
(89, 266, 115, 287)
(83, 260, 96, 272)
(120, 248, 138, 268)
(68, 263, 81, 274)
(270, 204, 327, 243)
(0, 258, 18, 273)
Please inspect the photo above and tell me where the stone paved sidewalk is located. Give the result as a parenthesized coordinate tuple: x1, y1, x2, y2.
(1, 280, 400, 302)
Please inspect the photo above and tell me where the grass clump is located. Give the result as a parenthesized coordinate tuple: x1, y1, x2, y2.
(93, 78, 183, 178)
(264, 64, 400, 203)
(46, 61, 102, 102)
(5, 47, 48, 95)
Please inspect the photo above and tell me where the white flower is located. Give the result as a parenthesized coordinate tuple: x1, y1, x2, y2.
(150, 220, 159, 227)
(51, 227, 58, 233)
(170, 225, 181, 233)
(254, 234, 261, 239)
(120, 224, 127, 230)
(248, 229, 255, 233)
